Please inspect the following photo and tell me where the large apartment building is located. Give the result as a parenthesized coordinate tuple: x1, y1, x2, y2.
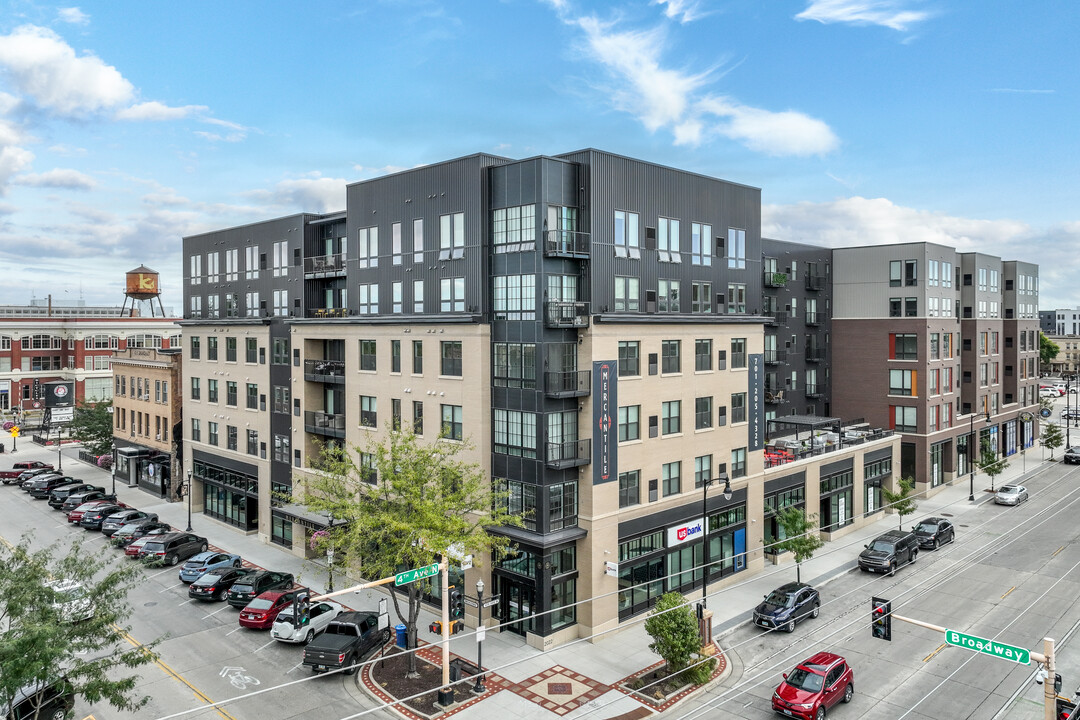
(181, 149, 1037, 649)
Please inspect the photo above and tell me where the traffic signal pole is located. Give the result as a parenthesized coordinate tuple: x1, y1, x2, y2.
(438, 558, 452, 706)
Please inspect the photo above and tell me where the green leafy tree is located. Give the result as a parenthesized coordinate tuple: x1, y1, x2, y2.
(1040, 333, 1060, 368)
(977, 439, 1010, 492)
(298, 427, 521, 676)
(0, 536, 158, 717)
(773, 506, 825, 584)
(67, 400, 114, 456)
(1043, 422, 1065, 460)
(643, 593, 716, 686)
(882, 476, 918, 530)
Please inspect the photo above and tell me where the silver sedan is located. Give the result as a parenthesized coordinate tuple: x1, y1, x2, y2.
(270, 600, 344, 644)
(995, 485, 1029, 506)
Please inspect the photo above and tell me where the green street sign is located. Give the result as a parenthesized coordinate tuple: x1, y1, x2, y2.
(395, 563, 440, 587)
(945, 629, 1030, 665)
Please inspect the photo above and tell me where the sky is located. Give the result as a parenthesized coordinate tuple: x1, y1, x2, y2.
(0, 0, 1077, 310)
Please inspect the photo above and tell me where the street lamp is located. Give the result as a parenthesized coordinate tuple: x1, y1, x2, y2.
(185, 468, 193, 532)
(55, 423, 62, 471)
(326, 512, 335, 593)
(700, 473, 732, 611)
(968, 410, 991, 502)
(473, 579, 486, 694)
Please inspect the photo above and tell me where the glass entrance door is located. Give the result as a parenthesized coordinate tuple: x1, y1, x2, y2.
(497, 576, 536, 636)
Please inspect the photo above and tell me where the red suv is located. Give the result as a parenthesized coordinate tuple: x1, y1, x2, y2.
(239, 587, 308, 630)
(772, 652, 853, 720)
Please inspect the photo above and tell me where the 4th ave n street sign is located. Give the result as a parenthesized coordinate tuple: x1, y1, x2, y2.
(395, 563, 440, 587)
(945, 629, 1030, 665)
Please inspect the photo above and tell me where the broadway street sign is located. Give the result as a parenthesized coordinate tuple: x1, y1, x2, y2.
(945, 629, 1030, 665)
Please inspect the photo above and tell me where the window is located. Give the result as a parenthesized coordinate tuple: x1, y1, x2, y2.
(727, 228, 746, 269)
(190, 254, 202, 285)
(493, 409, 538, 458)
(247, 429, 259, 455)
(549, 481, 578, 531)
(731, 392, 746, 423)
(243, 337, 258, 364)
(893, 406, 917, 432)
(272, 240, 288, 277)
(439, 212, 465, 260)
(412, 340, 423, 374)
(731, 338, 747, 369)
(618, 405, 640, 442)
(413, 279, 424, 313)
(695, 339, 712, 371)
(391, 339, 401, 373)
(224, 248, 238, 281)
(190, 336, 201, 359)
(227, 426, 238, 451)
(614, 210, 640, 259)
(191, 418, 201, 442)
(358, 452, 377, 484)
(273, 434, 290, 464)
(206, 337, 218, 361)
(619, 470, 640, 507)
(889, 370, 915, 395)
(190, 377, 201, 400)
(889, 298, 902, 317)
(692, 282, 712, 313)
(391, 281, 403, 313)
(657, 217, 681, 262)
(413, 401, 424, 435)
(207, 379, 219, 403)
(661, 340, 680, 373)
(662, 461, 681, 497)
(498, 478, 537, 531)
(358, 283, 378, 314)
(493, 342, 537, 388)
(731, 447, 747, 478)
(245, 292, 260, 317)
(245, 245, 259, 279)
(226, 381, 237, 406)
(358, 226, 379, 269)
(441, 404, 463, 440)
(691, 222, 712, 266)
(893, 334, 917, 360)
(618, 341, 640, 376)
(273, 290, 288, 316)
(694, 454, 712, 488)
(441, 341, 462, 376)
(360, 396, 377, 427)
(695, 397, 713, 429)
(727, 283, 747, 314)
(225, 337, 237, 362)
(273, 386, 289, 413)
(658, 279, 680, 313)
(127, 334, 163, 349)
(391, 222, 402, 265)
(440, 277, 465, 312)
(272, 338, 289, 365)
(206, 252, 220, 282)
(359, 340, 377, 371)
(614, 276, 639, 312)
(85, 334, 118, 349)
(493, 275, 536, 320)
(905, 297, 918, 317)
(207, 422, 219, 446)
(493, 204, 536, 253)
(662, 400, 681, 435)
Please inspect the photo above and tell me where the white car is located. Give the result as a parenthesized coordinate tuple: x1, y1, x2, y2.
(270, 600, 344, 644)
(46, 579, 93, 623)
(1040, 387, 1058, 399)
(995, 485, 1029, 506)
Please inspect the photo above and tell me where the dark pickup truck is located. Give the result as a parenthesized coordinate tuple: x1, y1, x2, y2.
(302, 610, 390, 675)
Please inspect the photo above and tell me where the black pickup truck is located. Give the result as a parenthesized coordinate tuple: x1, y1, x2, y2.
(302, 610, 390, 675)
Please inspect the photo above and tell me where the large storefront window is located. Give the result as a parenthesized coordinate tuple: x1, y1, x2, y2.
(270, 512, 293, 547)
(957, 434, 971, 477)
(820, 470, 854, 532)
(864, 456, 890, 516)
(196, 459, 258, 531)
(764, 484, 804, 553)
(928, 443, 945, 487)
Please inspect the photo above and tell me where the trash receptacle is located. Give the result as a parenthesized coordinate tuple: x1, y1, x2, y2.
(0, 442, 5, 453)
(395, 624, 407, 648)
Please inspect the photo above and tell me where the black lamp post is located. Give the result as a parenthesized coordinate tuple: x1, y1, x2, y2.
(968, 410, 991, 501)
(700, 473, 732, 610)
(326, 513, 335, 593)
(473, 579, 486, 694)
(185, 468, 193, 532)
(56, 423, 62, 471)
(1067, 381, 1072, 449)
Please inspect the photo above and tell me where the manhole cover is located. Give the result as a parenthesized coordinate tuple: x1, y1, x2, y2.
(144, 602, 158, 607)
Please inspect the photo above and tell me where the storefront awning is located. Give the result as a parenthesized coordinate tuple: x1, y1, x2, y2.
(116, 446, 151, 457)
(273, 504, 334, 531)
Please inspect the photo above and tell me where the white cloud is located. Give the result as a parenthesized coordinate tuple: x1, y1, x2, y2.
(48, 144, 87, 156)
(989, 88, 1054, 94)
(696, 97, 839, 156)
(0, 26, 134, 116)
(57, 7, 90, 25)
(0, 145, 34, 194)
(14, 168, 96, 190)
(795, 1, 930, 31)
(653, 0, 709, 24)
(351, 164, 410, 178)
(242, 174, 347, 214)
(115, 101, 209, 121)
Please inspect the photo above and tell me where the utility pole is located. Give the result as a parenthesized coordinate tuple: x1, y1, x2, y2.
(438, 557, 452, 706)
(1044, 638, 1056, 720)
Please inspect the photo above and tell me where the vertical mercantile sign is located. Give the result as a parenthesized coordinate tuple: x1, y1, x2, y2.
(593, 360, 618, 484)
(748, 353, 764, 451)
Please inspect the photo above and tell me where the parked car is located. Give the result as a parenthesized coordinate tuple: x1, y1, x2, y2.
(271, 600, 344, 644)
(753, 583, 820, 633)
(1064, 447, 1080, 465)
(45, 579, 93, 623)
(858, 529, 919, 575)
(302, 610, 391, 674)
(48, 482, 104, 509)
(113, 520, 171, 548)
(1062, 409, 1080, 421)
(124, 534, 161, 558)
(226, 571, 295, 608)
(0, 460, 53, 483)
(62, 491, 118, 514)
(79, 504, 126, 531)
(188, 568, 256, 602)
(27, 474, 79, 499)
(67, 500, 117, 524)
(912, 518, 955, 550)
(772, 652, 854, 720)
(101, 510, 158, 538)
(239, 587, 310, 630)
(5, 466, 54, 487)
(1040, 387, 1058, 399)
(137, 532, 208, 566)
(179, 552, 242, 583)
(2, 679, 73, 720)
(995, 484, 1029, 506)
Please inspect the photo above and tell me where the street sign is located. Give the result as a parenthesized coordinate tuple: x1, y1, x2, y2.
(482, 595, 500, 608)
(9, 426, 18, 438)
(464, 597, 479, 609)
(51, 407, 74, 423)
(945, 629, 1030, 665)
(394, 562, 440, 586)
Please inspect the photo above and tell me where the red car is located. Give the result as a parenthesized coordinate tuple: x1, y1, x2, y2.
(772, 652, 853, 720)
(67, 500, 125, 524)
(238, 587, 307, 630)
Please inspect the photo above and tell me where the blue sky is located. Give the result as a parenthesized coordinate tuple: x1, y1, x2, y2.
(0, 0, 1076, 309)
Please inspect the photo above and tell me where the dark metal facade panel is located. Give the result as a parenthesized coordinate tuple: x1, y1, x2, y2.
(820, 457, 854, 476)
(764, 471, 806, 494)
(865, 446, 893, 463)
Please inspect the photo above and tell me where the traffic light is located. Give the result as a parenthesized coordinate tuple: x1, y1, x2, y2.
(450, 620, 463, 635)
(293, 592, 311, 629)
(429, 621, 443, 635)
(871, 597, 891, 641)
(1056, 673, 1064, 695)
(450, 588, 464, 619)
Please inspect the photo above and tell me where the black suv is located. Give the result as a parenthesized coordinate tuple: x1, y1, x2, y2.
(27, 475, 79, 499)
(48, 483, 104, 509)
(137, 532, 208, 566)
(858, 529, 919, 575)
(912, 518, 955, 550)
(61, 490, 116, 512)
(79, 504, 125, 531)
(3, 678, 73, 720)
(227, 571, 295, 608)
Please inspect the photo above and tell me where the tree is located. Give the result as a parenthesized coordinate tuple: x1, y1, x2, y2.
(1040, 333, 1060, 368)
(977, 438, 1009, 492)
(298, 427, 521, 676)
(882, 476, 918, 530)
(643, 592, 715, 685)
(0, 536, 158, 718)
(67, 400, 114, 457)
(773, 506, 825, 584)
(1043, 422, 1065, 459)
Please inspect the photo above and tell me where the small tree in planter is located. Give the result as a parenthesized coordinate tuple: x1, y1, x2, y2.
(643, 593, 716, 687)
(977, 438, 1009, 492)
(882, 476, 918, 530)
(773, 505, 825, 584)
(1042, 422, 1064, 460)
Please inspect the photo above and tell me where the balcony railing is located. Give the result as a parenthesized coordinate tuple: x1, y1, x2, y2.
(805, 274, 826, 291)
(309, 307, 352, 319)
(805, 311, 824, 327)
(765, 310, 788, 325)
(304, 410, 346, 438)
(546, 439, 591, 469)
(764, 271, 788, 288)
(805, 385, 823, 398)
(545, 301, 590, 328)
(764, 349, 788, 365)
(806, 348, 825, 363)
(304, 253, 347, 276)
(545, 370, 591, 398)
(304, 359, 346, 383)
(544, 230, 591, 258)
(764, 390, 787, 405)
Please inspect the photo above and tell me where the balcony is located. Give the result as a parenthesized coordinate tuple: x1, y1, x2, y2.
(545, 301, 590, 329)
(764, 388, 787, 405)
(764, 270, 788, 288)
(764, 349, 788, 365)
(305, 253, 347, 277)
(545, 370, 591, 398)
(805, 274, 826, 291)
(546, 439, 591, 469)
(765, 310, 788, 325)
(304, 359, 346, 384)
(304, 410, 346, 439)
(308, 307, 352, 319)
(805, 311, 824, 327)
(806, 348, 826, 363)
(544, 230, 590, 258)
(805, 385, 823, 398)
